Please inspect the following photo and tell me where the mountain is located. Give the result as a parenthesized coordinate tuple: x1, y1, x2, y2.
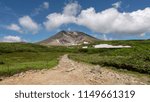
(38, 30, 99, 46)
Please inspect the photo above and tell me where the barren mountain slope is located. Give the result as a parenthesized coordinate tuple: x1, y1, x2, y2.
(38, 31, 99, 46)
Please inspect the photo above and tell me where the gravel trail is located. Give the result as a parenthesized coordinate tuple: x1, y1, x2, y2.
(0, 54, 149, 85)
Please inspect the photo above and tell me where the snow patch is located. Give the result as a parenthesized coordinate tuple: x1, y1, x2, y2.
(83, 41, 89, 44)
(94, 44, 131, 48)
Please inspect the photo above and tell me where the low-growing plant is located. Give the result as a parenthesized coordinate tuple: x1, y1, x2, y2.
(69, 40, 150, 74)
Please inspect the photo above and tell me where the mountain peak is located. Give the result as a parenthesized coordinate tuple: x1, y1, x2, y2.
(38, 30, 99, 46)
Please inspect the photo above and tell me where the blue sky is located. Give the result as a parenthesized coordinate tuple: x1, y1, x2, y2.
(0, 0, 150, 42)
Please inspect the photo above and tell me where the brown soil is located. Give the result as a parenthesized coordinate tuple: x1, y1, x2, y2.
(0, 54, 149, 85)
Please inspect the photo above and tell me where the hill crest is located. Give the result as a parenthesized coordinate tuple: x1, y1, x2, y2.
(38, 30, 99, 46)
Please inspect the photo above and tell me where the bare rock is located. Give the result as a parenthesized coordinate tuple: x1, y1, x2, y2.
(66, 68, 75, 72)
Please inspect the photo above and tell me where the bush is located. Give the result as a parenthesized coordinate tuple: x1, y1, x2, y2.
(69, 40, 150, 75)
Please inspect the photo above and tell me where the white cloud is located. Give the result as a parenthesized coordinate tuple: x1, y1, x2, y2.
(44, 2, 80, 30)
(31, 2, 49, 16)
(44, 2, 150, 35)
(140, 33, 145, 37)
(112, 1, 122, 9)
(1, 35, 23, 42)
(63, 1, 81, 16)
(6, 16, 39, 34)
(44, 13, 76, 31)
(77, 7, 150, 35)
(43, 2, 49, 9)
(19, 16, 39, 34)
(77, 8, 119, 33)
(6, 24, 23, 33)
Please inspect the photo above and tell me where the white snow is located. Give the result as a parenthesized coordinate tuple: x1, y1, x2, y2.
(83, 41, 89, 44)
(94, 44, 131, 48)
(56, 39, 60, 43)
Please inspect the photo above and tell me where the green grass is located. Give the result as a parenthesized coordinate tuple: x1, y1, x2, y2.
(0, 40, 150, 76)
(0, 43, 65, 76)
(0, 42, 51, 53)
(0, 52, 62, 76)
(69, 40, 150, 75)
(0, 59, 58, 76)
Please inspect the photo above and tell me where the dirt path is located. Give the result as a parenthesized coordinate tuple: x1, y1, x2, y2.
(0, 54, 149, 85)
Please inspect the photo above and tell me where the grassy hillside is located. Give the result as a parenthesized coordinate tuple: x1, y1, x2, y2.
(0, 43, 64, 76)
(0, 43, 51, 53)
(0, 40, 150, 76)
(69, 40, 150, 74)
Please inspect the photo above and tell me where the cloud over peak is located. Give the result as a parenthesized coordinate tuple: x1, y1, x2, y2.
(44, 1, 150, 35)
(5, 1, 150, 37)
(77, 7, 150, 34)
(63, 1, 81, 16)
(44, 2, 80, 31)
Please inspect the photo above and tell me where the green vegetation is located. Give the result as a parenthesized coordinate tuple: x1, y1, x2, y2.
(69, 40, 150, 74)
(0, 43, 50, 53)
(0, 43, 65, 76)
(0, 40, 150, 76)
